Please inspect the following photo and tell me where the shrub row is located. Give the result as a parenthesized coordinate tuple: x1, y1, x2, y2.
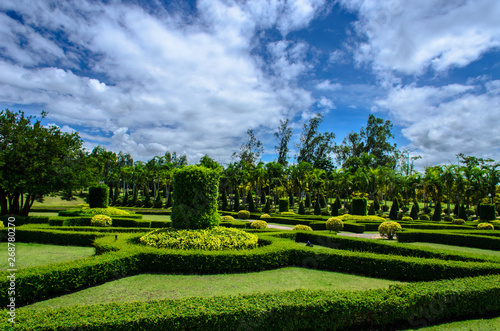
(397, 230, 500, 250)
(0, 215, 49, 227)
(4, 274, 500, 330)
(48, 217, 157, 228)
(3, 228, 500, 308)
(0, 228, 103, 246)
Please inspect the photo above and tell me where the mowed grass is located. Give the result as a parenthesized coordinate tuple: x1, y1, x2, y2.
(32, 193, 87, 207)
(402, 314, 500, 331)
(0, 243, 95, 269)
(25, 267, 402, 310)
(405, 242, 500, 258)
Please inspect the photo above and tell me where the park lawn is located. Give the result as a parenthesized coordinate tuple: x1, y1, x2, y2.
(139, 214, 172, 221)
(0, 243, 95, 269)
(405, 242, 500, 258)
(24, 267, 402, 310)
(32, 193, 87, 207)
(402, 314, 500, 330)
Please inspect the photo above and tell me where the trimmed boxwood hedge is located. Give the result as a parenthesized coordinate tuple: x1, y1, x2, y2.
(88, 184, 109, 208)
(397, 230, 500, 250)
(0, 215, 49, 227)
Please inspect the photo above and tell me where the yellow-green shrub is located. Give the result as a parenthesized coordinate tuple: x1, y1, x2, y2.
(139, 227, 258, 250)
(478, 222, 494, 230)
(326, 217, 343, 232)
(84, 207, 130, 216)
(452, 219, 466, 225)
(401, 216, 413, 221)
(292, 224, 313, 231)
(378, 221, 402, 240)
(221, 215, 235, 221)
(90, 215, 112, 227)
(250, 220, 268, 229)
(339, 214, 385, 222)
(260, 214, 270, 219)
(238, 210, 250, 219)
(281, 211, 295, 216)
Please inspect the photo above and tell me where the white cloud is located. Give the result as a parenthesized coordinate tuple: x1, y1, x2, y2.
(316, 80, 342, 91)
(340, 0, 500, 76)
(375, 81, 500, 166)
(0, 0, 330, 163)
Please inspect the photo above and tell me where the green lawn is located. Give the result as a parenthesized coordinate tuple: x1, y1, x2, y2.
(139, 214, 171, 221)
(403, 314, 500, 330)
(0, 243, 95, 269)
(405, 242, 500, 258)
(25, 267, 402, 310)
(32, 193, 87, 207)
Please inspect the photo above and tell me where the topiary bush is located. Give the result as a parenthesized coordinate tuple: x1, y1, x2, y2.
(221, 215, 235, 221)
(389, 199, 399, 220)
(171, 165, 221, 229)
(237, 210, 250, 219)
(419, 214, 430, 221)
(351, 198, 367, 216)
(378, 221, 402, 240)
(260, 214, 270, 219)
(401, 216, 413, 221)
(326, 217, 343, 232)
(292, 224, 313, 231)
(432, 203, 442, 222)
(90, 215, 112, 227)
(279, 198, 289, 213)
(250, 220, 268, 229)
(281, 211, 295, 216)
(410, 203, 419, 220)
(443, 215, 454, 222)
(452, 219, 466, 225)
(298, 201, 305, 215)
(477, 222, 494, 230)
(480, 204, 496, 221)
(88, 184, 109, 208)
(139, 227, 258, 250)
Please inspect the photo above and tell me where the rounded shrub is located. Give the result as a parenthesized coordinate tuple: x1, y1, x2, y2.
(90, 215, 112, 227)
(88, 184, 109, 208)
(378, 221, 402, 240)
(139, 227, 258, 250)
(281, 211, 295, 216)
(452, 219, 466, 225)
(326, 217, 343, 232)
(260, 214, 270, 219)
(171, 165, 221, 229)
(477, 222, 494, 230)
(250, 220, 268, 229)
(238, 210, 250, 219)
(292, 224, 313, 231)
(220, 215, 235, 221)
(443, 215, 454, 222)
(419, 214, 430, 221)
(401, 216, 413, 221)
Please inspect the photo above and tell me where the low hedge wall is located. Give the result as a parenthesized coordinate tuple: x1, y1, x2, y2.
(49, 217, 153, 228)
(0, 228, 103, 246)
(0, 216, 49, 227)
(4, 227, 500, 309)
(4, 274, 500, 330)
(397, 230, 500, 250)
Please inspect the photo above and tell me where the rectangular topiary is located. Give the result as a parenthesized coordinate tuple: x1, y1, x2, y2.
(88, 184, 109, 208)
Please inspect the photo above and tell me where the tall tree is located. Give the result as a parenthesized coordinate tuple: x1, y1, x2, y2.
(0, 109, 83, 215)
(334, 114, 397, 169)
(233, 129, 264, 164)
(296, 113, 335, 171)
(274, 118, 293, 167)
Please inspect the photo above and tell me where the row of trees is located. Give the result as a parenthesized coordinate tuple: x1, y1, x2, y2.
(1, 108, 498, 216)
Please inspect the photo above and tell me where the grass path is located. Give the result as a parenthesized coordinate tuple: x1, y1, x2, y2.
(0, 243, 95, 269)
(402, 314, 500, 330)
(25, 267, 402, 310)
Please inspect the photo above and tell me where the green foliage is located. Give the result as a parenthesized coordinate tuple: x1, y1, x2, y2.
(263, 197, 271, 213)
(139, 227, 258, 250)
(281, 211, 295, 216)
(298, 201, 305, 215)
(326, 217, 343, 232)
(453, 219, 466, 225)
(478, 222, 494, 230)
(279, 198, 289, 213)
(410, 203, 419, 220)
(419, 214, 430, 221)
(314, 200, 321, 215)
(247, 190, 255, 212)
(237, 210, 250, 219)
(154, 192, 163, 208)
(220, 190, 228, 211)
(143, 188, 152, 208)
(351, 197, 367, 216)
(122, 190, 129, 206)
(396, 230, 500, 250)
(91, 215, 112, 227)
(171, 165, 221, 229)
(250, 220, 268, 229)
(305, 192, 311, 208)
(458, 204, 468, 221)
(373, 196, 380, 211)
(88, 184, 109, 208)
(165, 192, 173, 209)
(221, 215, 235, 221)
(233, 190, 240, 212)
(389, 198, 399, 220)
(293, 224, 313, 231)
(401, 216, 413, 221)
(339, 214, 386, 222)
(433, 203, 442, 221)
(443, 215, 454, 222)
(378, 221, 402, 240)
(480, 204, 496, 221)
(260, 214, 270, 219)
(368, 203, 375, 215)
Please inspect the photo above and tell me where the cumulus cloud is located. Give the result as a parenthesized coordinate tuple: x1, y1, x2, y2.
(375, 81, 500, 166)
(0, 0, 329, 162)
(340, 0, 500, 76)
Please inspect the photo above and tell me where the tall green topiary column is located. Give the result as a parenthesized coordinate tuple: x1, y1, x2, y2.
(351, 198, 367, 216)
(89, 184, 109, 208)
(171, 165, 221, 229)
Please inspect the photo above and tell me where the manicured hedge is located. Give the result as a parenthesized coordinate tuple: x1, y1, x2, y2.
(0, 228, 103, 246)
(89, 184, 109, 208)
(0, 215, 49, 226)
(4, 274, 500, 330)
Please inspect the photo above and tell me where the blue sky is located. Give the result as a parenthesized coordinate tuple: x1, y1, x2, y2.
(1, 0, 499, 169)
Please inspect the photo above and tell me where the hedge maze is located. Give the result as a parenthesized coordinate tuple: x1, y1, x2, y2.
(1, 211, 500, 330)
